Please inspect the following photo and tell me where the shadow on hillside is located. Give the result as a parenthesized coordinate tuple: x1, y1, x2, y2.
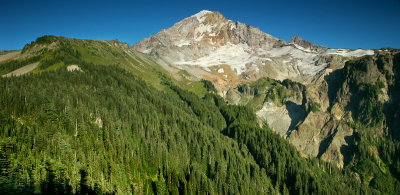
(324, 68, 345, 112)
(0, 169, 106, 195)
(286, 101, 307, 132)
(340, 135, 355, 167)
(317, 129, 335, 159)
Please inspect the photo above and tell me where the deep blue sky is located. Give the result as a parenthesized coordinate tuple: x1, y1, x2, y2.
(1, 0, 399, 50)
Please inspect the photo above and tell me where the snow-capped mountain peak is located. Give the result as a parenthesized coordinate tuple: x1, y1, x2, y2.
(193, 10, 213, 23)
(133, 11, 375, 87)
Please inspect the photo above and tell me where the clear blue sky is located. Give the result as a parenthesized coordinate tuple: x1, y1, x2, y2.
(1, 0, 399, 50)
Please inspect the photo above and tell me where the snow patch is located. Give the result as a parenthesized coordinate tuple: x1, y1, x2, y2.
(175, 42, 257, 75)
(229, 23, 236, 30)
(217, 68, 224, 73)
(254, 64, 260, 73)
(323, 49, 374, 57)
(266, 46, 301, 57)
(209, 38, 215, 45)
(194, 23, 217, 41)
(142, 49, 152, 54)
(176, 40, 192, 47)
(193, 10, 213, 23)
(258, 45, 327, 75)
(291, 43, 313, 53)
(194, 33, 204, 42)
(67, 65, 83, 72)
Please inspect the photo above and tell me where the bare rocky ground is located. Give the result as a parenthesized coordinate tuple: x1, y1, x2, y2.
(0, 51, 20, 63)
(2, 62, 39, 78)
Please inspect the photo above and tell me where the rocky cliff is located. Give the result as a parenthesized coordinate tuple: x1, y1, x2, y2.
(234, 51, 400, 168)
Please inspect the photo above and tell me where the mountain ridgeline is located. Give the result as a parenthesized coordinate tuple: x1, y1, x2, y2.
(0, 10, 399, 194)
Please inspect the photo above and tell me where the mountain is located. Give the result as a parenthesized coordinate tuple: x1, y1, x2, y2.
(0, 11, 399, 194)
(133, 10, 400, 192)
(133, 10, 374, 90)
(133, 10, 395, 169)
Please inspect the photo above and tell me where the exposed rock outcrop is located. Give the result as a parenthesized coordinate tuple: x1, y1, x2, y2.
(289, 35, 328, 53)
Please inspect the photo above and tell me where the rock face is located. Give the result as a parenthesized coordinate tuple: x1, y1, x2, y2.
(288, 112, 355, 169)
(289, 36, 328, 53)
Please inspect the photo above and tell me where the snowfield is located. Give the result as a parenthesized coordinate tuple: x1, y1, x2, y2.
(175, 43, 258, 74)
(174, 41, 375, 77)
(323, 49, 375, 57)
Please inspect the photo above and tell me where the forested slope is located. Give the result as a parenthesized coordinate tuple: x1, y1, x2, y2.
(0, 63, 275, 194)
(0, 62, 369, 194)
(0, 36, 392, 194)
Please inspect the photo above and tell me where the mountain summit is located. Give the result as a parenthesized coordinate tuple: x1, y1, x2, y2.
(134, 10, 285, 53)
(134, 10, 374, 88)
